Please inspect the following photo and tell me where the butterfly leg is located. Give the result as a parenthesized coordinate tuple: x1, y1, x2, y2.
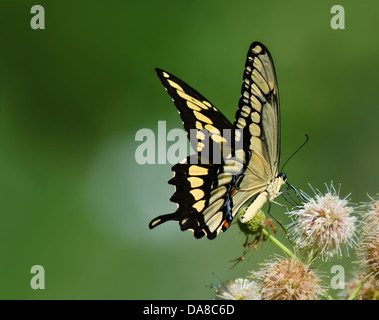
(281, 190, 298, 207)
(271, 199, 290, 215)
(286, 183, 306, 203)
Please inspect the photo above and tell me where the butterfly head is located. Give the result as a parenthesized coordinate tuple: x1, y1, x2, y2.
(279, 172, 287, 182)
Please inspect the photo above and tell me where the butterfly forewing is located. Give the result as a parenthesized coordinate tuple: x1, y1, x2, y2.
(231, 42, 282, 222)
(155, 69, 235, 164)
(234, 42, 280, 175)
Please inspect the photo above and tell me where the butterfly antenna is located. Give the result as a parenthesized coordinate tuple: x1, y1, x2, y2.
(280, 134, 309, 173)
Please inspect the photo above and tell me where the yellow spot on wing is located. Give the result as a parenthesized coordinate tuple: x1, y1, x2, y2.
(250, 136, 263, 154)
(209, 186, 227, 206)
(189, 165, 209, 176)
(251, 83, 264, 100)
(252, 45, 262, 54)
(196, 130, 206, 140)
(203, 100, 212, 108)
(251, 111, 261, 123)
(252, 69, 270, 95)
(249, 123, 261, 136)
(197, 142, 205, 152)
(211, 134, 227, 144)
(193, 200, 206, 212)
(167, 79, 183, 92)
(204, 124, 220, 135)
(188, 177, 204, 188)
(175, 90, 209, 110)
(217, 173, 233, 186)
(240, 109, 249, 118)
(150, 218, 161, 227)
(237, 117, 246, 129)
(195, 121, 203, 129)
(203, 199, 224, 222)
(193, 111, 213, 124)
(190, 189, 205, 201)
(250, 95, 262, 113)
(177, 90, 197, 102)
(207, 211, 224, 232)
(187, 101, 202, 111)
(242, 105, 251, 114)
(253, 57, 263, 72)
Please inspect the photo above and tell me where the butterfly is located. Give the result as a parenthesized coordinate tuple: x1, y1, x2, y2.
(149, 42, 287, 239)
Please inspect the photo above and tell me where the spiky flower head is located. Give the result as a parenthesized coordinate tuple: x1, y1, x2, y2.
(289, 184, 357, 261)
(356, 196, 379, 280)
(365, 198, 379, 226)
(214, 278, 261, 300)
(252, 257, 321, 300)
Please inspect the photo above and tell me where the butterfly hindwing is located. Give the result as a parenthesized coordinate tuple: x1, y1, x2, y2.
(149, 155, 236, 239)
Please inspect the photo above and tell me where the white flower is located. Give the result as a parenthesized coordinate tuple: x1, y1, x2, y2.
(289, 184, 357, 260)
(215, 278, 261, 300)
(252, 257, 321, 300)
(356, 197, 379, 280)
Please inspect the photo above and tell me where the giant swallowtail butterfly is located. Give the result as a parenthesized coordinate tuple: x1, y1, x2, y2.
(149, 42, 286, 239)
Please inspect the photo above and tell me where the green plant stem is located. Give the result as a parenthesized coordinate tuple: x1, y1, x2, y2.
(306, 249, 319, 265)
(347, 275, 370, 300)
(261, 228, 297, 259)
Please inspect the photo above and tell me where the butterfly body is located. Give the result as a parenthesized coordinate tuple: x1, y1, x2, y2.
(149, 42, 286, 239)
(237, 173, 286, 223)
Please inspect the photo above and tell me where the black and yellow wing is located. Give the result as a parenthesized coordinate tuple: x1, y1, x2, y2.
(149, 42, 285, 239)
(230, 42, 284, 223)
(149, 69, 247, 239)
(234, 42, 280, 173)
(154, 69, 235, 163)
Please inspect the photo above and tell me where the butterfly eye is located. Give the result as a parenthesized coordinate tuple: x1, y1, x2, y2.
(280, 173, 287, 181)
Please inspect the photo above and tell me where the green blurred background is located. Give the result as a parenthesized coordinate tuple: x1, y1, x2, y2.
(0, 0, 378, 299)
